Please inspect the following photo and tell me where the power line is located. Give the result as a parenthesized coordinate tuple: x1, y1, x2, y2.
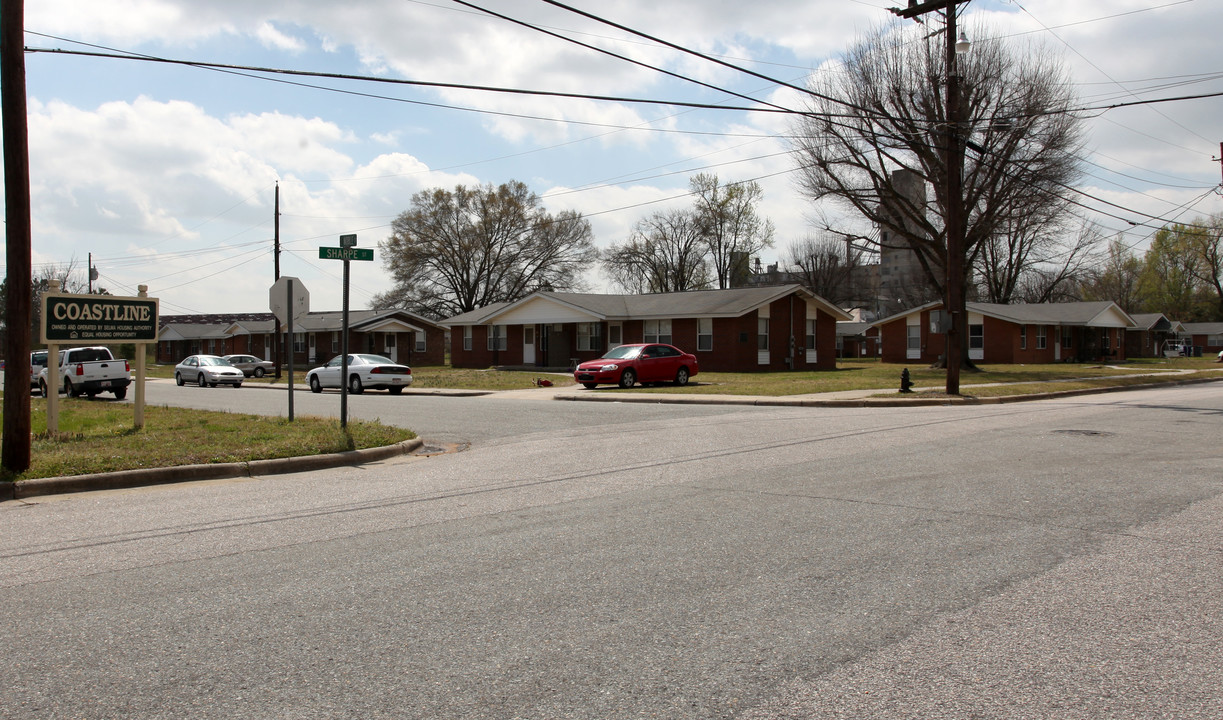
(25, 45, 801, 117)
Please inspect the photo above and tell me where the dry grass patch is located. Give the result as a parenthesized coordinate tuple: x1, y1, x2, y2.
(2, 398, 414, 481)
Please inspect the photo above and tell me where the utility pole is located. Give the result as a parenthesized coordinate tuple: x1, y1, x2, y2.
(273, 182, 282, 378)
(891, 0, 968, 395)
(2, 0, 33, 474)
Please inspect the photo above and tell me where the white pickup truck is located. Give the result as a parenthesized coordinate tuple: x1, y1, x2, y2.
(38, 346, 131, 400)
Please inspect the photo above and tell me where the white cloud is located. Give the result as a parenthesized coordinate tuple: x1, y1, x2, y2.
(17, 0, 1223, 313)
(255, 21, 305, 52)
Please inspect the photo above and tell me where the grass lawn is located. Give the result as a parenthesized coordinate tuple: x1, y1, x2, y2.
(145, 357, 1223, 396)
(603, 357, 1223, 396)
(1, 397, 415, 482)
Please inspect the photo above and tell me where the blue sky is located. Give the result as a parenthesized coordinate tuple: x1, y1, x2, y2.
(10, 0, 1222, 315)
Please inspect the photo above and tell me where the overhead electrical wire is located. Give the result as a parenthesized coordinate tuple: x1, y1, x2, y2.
(25, 46, 796, 117)
(25, 2, 1218, 299)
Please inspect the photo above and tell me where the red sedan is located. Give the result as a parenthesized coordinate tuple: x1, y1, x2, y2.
(574, 343, 699, 389)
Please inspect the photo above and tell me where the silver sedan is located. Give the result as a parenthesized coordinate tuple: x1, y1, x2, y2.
(306, 354, 412, 395)
(223, 354, 276, 378)
(175, 355, 245, 388)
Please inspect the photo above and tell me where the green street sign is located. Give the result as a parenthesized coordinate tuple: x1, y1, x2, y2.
(319, 247, 373, 261)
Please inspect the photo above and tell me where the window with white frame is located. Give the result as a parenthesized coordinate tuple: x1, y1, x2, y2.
(463, 326, 472, 351)
(805, 318, 816, 350)
(293, 332, 305, 353)
(1020, 325, 1027, 350)
(907, 324, 920, 351)
(1037, 325, 1047, 349)
(331, 332, 339, 353)
(1061, 327, 1072, 350)
(576, 322, 602, 351)
(1101, 328, 1110, 349)
(608, 323, 622, 348)
(415, 332, 426, 352)
(757, 317, 770, 351)
(487, 324, 507, 351)
(644, 319, 672, 344)
(969, 324, 984, 350)
(697, 318, 713, 351)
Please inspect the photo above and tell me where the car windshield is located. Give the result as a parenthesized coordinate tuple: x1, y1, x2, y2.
(601, 345, 642, 360)
(198, 357, 232, 366)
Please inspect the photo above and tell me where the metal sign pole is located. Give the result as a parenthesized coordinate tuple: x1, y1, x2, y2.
(287, 277, 295, 422)
(340, 258, 350, 429)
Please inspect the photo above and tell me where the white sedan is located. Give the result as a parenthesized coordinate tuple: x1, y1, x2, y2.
(306, 354, 413, 395)
(175, 355, 245, 388)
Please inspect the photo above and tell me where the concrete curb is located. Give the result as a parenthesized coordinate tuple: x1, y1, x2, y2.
(4, 438, 424, 501)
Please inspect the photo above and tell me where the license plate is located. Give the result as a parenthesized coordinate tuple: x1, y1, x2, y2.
(100, 381, 111, 387)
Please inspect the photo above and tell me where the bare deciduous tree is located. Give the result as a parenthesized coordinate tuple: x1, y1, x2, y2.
(689, 173, 774, 289)
(783, 234, 862, 305)
(375, 181, 596, 318)
(602, 209, 713, 294)
(978, 219, 1104, 304)
(1077, 238, 1144, 312)
(790, 21, 1085, 364)
(1192, 213, 1223, 320)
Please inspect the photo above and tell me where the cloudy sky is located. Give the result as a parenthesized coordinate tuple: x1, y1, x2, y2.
(11, 0, 1221, 316)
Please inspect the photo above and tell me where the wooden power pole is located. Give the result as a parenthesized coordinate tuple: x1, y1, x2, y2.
(891, 0, 968, 395)
(2, 0, 33, 473)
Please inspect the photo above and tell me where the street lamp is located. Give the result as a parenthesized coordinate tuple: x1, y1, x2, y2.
(956, 31, 971, 54)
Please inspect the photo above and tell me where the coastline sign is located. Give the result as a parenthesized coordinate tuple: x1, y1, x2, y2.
(42, 293, 159, 343)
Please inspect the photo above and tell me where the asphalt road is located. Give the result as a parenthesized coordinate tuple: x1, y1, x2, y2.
(2, 382, 1220, 719)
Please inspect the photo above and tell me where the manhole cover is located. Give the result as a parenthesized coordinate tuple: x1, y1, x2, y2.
(1051, 429, 1115, 437)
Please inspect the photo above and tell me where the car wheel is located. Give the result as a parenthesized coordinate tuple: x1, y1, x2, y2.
(198, 373, 208, 387)
(618, 369, 636, 389)
(37, 379, 47, 397)
(209, 382, 218, 388)
(582, 383, 598, 389)
(63, 377, 78, 397)
(309, 376, 322, 393)
(388, 386, 404, 395)
(113, 387, 127, 400)
(233, 383, 242, 389)
(175, 372, 184, 387)
(674, 367, 690, 386)
(253, 367, 265, 378)
(349, 375, 364, 394)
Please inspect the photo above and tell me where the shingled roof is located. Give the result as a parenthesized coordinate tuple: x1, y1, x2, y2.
(442, 285, 851, 326)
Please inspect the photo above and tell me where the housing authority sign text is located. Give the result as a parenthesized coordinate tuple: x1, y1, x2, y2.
(42, 293, 160, 342)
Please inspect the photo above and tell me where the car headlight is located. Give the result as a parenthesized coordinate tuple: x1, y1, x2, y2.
(601, 363, 619, 371)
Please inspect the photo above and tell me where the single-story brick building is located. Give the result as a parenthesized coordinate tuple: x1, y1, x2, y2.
(874, 300, 1136, 364)
(836, 321, 881, 359)
(157, 309, 447, 367)
(1177, 322, 1223, 357)
(1125, 313, 1183, 358)
(441, 284, 851, 372)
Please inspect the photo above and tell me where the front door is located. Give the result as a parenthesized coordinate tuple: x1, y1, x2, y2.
(523, 326, 536, 365)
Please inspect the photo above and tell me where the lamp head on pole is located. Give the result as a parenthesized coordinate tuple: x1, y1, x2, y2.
(955, 31, 971, 54)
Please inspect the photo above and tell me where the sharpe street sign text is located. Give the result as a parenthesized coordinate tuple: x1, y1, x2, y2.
(43, 294, 160, 342)
(319, 247, 373, 261)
